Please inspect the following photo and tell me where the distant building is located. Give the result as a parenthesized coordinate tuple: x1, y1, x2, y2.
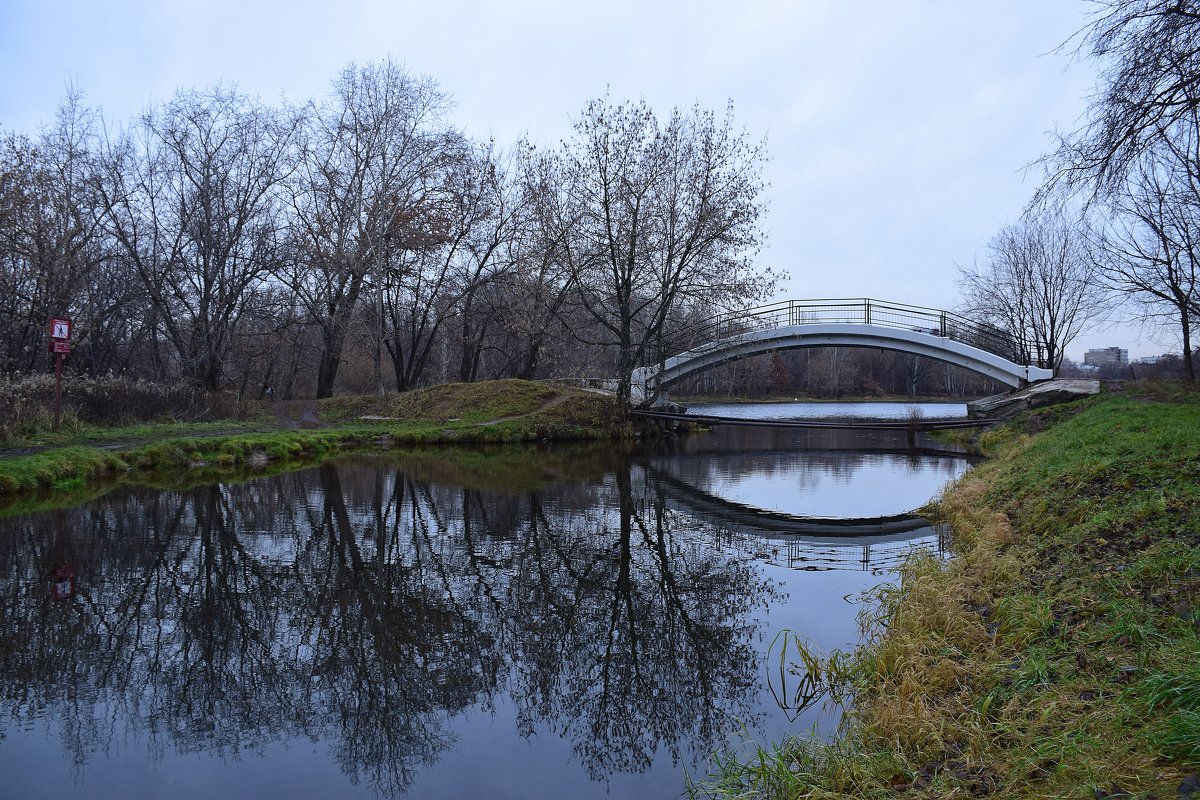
(1084, 347, 1129, 369)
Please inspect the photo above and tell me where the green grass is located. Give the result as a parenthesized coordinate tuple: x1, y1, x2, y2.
(315, 378, 563, 424)
(692, 387, 1200, 799)
(0, 446, 127, 495)
(0, 418, 265, 450)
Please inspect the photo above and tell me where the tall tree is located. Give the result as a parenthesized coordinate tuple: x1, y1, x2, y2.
(98, 87, 301, 390)
(448, 142, 525, 383)
(378, 140, 514, 390)
(489, 144, 580, 380)
(1094, 133, 1200, 380)
(0, 91, 113, 374)
(283, 60, 454, 397)
(958, 210, 1106, 370)
(552, 97, 776, 407)
(1045, 0, 1200, 196)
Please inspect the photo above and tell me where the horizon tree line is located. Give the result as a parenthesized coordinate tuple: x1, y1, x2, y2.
(0, 60, 777, 402)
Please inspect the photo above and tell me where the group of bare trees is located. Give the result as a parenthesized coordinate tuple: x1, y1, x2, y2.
(0, 61, 774, 399)
(957, 210, 1107, 371)
(962, 0, 1200, 380)
(26, 4, 1200, 401)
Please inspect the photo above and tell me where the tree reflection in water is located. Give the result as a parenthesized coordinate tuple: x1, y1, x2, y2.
(0, 452, 776, 796)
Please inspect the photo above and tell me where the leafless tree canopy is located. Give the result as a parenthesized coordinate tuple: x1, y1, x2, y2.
(958, 211, 1106, 370)
(282, 62, 455, 397)
(0, 65, 782, 399)
(1091, 108, 1200, 378)
(1034, 0, 1200, 378)
(96, 86, 302, 390)
(550, 97, 778, 405)
(1047, 0, 1200, 196)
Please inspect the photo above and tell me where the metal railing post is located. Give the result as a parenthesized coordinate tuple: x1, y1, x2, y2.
(864, 298, 871, 326)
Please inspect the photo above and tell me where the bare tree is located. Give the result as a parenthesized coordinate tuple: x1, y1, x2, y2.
(958, 210, 1105, 370)
(0, 91, 116, 374)
(98, 87, 301, 390)
(551, 96, 777, 407)
(491, 144, 581, 380)
(283, 60, 454, 397)
(1045, 0, 1200, 196)
(379, 139, 523, 390)
(446, 141, 525, 383)
(1093, 135, 1200, 380)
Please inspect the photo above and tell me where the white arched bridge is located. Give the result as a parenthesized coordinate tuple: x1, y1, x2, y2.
(631, 298, 1054, 405)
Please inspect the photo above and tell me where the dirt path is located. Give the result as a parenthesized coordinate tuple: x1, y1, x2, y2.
(477, 392, 568, 426)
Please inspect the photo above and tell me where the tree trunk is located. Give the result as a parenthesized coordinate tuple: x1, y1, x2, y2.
(316, 326, 344, 399)
(1182, 306, 1195, 382)
(518, 339, 541, 380)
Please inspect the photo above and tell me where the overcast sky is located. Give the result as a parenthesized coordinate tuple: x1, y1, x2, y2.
(2, 0, 1158, 360)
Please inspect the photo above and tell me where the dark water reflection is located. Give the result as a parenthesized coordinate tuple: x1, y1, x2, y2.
(0, 426, 972, 799)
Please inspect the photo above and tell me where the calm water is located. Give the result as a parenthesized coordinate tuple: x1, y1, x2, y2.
(689, 400, 967, 420)
(0, 408, 975, 799)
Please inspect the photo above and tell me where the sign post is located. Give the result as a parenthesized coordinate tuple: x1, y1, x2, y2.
(49, 318, 71, 429)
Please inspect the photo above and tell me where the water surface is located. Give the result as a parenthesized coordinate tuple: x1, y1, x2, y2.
(689, 400, 967, 420)
(0, 411, 974, 798)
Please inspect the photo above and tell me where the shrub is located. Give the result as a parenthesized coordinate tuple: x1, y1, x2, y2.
(0, 373, 251, 440)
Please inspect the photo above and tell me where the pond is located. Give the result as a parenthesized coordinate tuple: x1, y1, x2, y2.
(0, 406, 977, 799)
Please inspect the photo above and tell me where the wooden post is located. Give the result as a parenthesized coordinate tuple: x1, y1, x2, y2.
(54, 352, 63, 430)
(48, 317, 71, 429)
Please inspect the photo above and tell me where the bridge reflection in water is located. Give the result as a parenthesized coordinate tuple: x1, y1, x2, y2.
(642, 463, 947, 574)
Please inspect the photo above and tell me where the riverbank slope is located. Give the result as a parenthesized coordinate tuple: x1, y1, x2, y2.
(697, 387, 1200, 798)
(0, 379, 623, 500)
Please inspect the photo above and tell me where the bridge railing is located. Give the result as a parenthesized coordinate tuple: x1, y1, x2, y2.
(651, 298, 1029, 365)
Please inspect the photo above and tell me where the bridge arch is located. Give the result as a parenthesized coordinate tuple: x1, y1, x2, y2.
(649, 465, 934, 540)
(630, 300, 1053, 405)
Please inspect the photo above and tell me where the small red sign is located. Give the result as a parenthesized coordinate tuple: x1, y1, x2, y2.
(50, 318, 71, 340)
(50, 340, 70, 354)
(51, 564, 75, 601)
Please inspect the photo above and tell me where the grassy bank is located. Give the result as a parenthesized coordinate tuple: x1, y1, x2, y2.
(695, 390, 1200, 798)
(0, 379, 623, 500)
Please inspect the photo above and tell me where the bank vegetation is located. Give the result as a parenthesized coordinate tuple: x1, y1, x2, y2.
(0, 378, 623, 503)
(695, 384, 1200, 798)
